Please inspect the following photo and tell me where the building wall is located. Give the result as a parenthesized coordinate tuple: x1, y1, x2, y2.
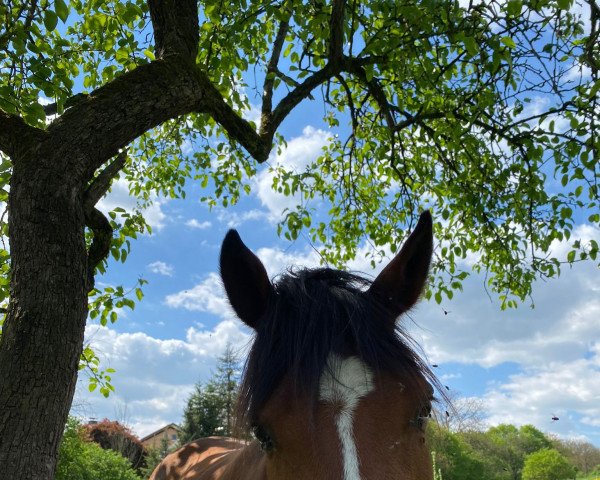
(141, 426, 179, 450)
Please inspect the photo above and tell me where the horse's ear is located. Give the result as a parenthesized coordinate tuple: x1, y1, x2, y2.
(220, 230, 271, 329)
(368, 211, 433, 316)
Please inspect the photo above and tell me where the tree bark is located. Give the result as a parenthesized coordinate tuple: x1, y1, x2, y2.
(0, 140, 89, 478)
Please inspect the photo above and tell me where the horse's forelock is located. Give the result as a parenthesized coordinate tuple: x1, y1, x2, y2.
(235, 267, 438, 430)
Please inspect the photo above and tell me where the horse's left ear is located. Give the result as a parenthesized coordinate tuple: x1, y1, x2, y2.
(220, 230, 271, 329)
(368, 211, 433, 316)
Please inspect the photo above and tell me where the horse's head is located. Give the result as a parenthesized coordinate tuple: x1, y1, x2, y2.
(220, 212, 436, 480)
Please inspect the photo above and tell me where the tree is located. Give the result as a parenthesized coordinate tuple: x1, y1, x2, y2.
(551, 436, 600, 475)
(522, 448, 577, 480)
(0, 0, 597, 477)
(427, 422, 493, 480)
(84, 419, 147, 472)
(478, 424, 553, 480)
(56, 418, 141, 480)
(434, 390, 487, 433)
(179, 344, 241, 443)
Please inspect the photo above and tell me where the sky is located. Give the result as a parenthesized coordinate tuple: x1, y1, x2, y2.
(70, 107, 600, 447)
(66, 1, 600, 449)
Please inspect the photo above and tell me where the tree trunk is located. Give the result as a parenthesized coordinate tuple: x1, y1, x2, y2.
(0, 146, 88, 479)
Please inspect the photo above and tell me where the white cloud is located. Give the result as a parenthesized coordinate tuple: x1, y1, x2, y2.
(164, 272, 230, 316)
(215, 208, 271, 228)
(147, 261, 174, 277)
(185, 219, 212, 229)
(482, 354, 600, 440)
(75, 320, 251, 437)
(255, 126, 331, 220)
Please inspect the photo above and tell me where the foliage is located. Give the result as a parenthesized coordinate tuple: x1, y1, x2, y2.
(56, 418, 141, 480)
(428, 421, 581, 480)
(0, 0, 597, 320)
(552, 436, 600, 475)
(84, 419, 146, 471)
(179, 344, 241, 443)
(427, 422, 493, 480)
(481, 424, 553, 479)
(522, 448, 577, 480)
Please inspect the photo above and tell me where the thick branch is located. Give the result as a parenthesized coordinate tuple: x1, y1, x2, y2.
(42, 93, 88, 117)
(262, 20, 290, 121)
(83, 150, 127, 210)
(0, 109, 45, 160)
(329, 0, 346, 65)
(47, 58, 267, 178)
(83, 151, 127, 292)
(148, 0, 199, 60)
(84, 208, 112, 293)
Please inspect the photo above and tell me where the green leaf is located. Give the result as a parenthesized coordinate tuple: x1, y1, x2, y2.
(143, 49, 155, 60)
(500, 37, 517, 49)
(44, 10, 59, 31)
(506, 0, 522, 16)
(54, 0, 69, 22)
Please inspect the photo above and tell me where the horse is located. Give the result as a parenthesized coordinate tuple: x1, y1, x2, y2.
(150, 211, 439, 480)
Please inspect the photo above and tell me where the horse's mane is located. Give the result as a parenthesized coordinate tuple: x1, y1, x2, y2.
(235, 267, 437, 429)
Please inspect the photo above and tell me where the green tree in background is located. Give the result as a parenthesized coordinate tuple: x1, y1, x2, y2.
(483, 424, 553, 480)
(0, 0, 598, 477)
(522, 448, 577, 480)
(427, 422, 493, 480)
(56, 418, 141, 480)
(552, 436, 600, 476)
(179, 344, 241, 443)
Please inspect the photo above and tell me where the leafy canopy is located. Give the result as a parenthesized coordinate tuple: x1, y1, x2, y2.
(0, 0, 598, 333)
(522, 448, 577, 480)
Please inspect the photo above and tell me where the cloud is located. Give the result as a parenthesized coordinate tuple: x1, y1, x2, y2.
(215, 208, 271, 228)
(164, 273, 230, 316)
(147, 261, 174, 277)
(255, 126, 331, 220)
(185, 219, 212, 229)
(482, 352, 600, 441)
(76, 320, 251, 437)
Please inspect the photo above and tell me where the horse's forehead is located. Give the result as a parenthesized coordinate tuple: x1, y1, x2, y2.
(319, 354, 375, 404)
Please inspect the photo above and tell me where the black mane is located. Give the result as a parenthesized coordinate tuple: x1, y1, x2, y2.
(236, 267, 437, 427)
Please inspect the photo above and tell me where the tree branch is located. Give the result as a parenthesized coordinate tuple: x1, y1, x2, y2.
(261, 64, 338, 144)
(83, 151, 127, 292)
(47, 58, 267, 178)
(0, 109, 45, 160)
(329, 0, 346, 66)
(83, 150, 127, 211)
(84, 208, 113, 293)
(148, 0, 199, 60)
(262, 19, 290, 122)
(42, 93, 88, 116)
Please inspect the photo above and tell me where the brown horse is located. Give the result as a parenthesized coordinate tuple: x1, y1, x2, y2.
(150, 211, 439, 480)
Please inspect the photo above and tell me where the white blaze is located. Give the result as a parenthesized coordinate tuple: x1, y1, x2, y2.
(319, 355, 374, 480)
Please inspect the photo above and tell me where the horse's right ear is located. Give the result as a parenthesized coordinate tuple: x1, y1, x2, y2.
(220, 230, 271, 329)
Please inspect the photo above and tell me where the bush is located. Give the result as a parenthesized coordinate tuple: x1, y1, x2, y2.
(56, 418, 141, 480)
(522, 448, 577, 480)
(83, 419, 146, 471)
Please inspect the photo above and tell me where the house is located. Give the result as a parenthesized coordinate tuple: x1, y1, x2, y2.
(140, 423, 181, 450)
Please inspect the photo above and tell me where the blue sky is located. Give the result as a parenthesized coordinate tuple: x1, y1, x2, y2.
(71, 107, 600, 447)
